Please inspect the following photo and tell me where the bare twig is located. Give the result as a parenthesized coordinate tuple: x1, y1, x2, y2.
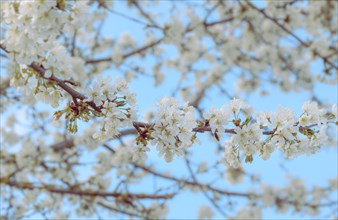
(132, 1, 162, 29)
(185, 157, 228, 218)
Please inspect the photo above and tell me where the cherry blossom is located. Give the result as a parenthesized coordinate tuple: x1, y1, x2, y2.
(0, 1, 337, 219)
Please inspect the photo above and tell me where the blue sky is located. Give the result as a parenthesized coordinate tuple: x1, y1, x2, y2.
(2, 1, 337, 219)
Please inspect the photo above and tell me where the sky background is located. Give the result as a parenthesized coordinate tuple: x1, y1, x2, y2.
(1, 1, 337, 219)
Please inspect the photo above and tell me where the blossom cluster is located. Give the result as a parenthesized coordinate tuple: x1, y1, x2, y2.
(147, 98, 336, 168)
(229, 206, 262, 220)
(150, 97, 197, 162)
(2, 1, 89, 106)
(198, 205, 214, 219)
(203, 99, 253, 139)
(89, 77, 137, 141)
(221, 101, 336, 168)
(2, 1, 88, 66)
(230, 177, 338, 219)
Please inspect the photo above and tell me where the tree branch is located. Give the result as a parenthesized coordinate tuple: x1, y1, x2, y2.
(2, 179, 174, 200)
(29, 62, 102, 112)
(85, 39, 163, 65)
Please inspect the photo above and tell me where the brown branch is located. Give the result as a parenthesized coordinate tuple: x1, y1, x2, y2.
(2, 179, 174, 200)
(119, 128, 138, 136)
(97, 201, 144, 218)
(0, 44, 9, 53)
(124, 38, 163, 59)
(135, 163, 250, 198)
(0, 79, 10, 95)
(27, 62, 101, 112)
(51, 139, 74, 152)
(205, 17, 234, 27)
(85, 39, 163, 65)
(0, 46, 101, 112)
(132, 121, 275, 135)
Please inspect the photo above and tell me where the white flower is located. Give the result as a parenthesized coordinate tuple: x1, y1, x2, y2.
(222, 140, 241, 168)
(256, 112, 271, 127)
(35, 86, 60, 107)
(164, 18, 185, 45)
(271, 121, 296, 147)
(227, 98, 253, 116)
(328, 178, 338, 190)
(226, 167, 244, 185)
(148, 203, 168, 219)
(84, 82, 105, 106)
(132, 145, 150, 162)
(111, 48, 124, 67)
(151, 97, 197, 162)
(233, 125, 250, 145)
(233, 123, 262, 146)
(203, 106, 230, 135)
(198, 205, 214, 219)
(260, 184, 279, 207)
(299, 101, 326, 126)
(197, 161, 208, 173)
(269, 105, 295, 129)
(110, 144, 134, 166)
(259, 143, 275, 160)
(91, 77, 137, 141)
(229, 206, 262, 220)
